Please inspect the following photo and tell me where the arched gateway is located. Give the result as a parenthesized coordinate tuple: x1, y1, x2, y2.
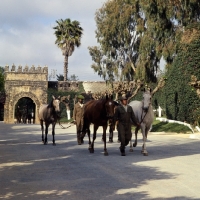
(4, 64, 48, 124)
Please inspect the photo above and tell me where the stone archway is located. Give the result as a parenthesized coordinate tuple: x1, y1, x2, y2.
(3, 64, 48, 124)
(13, 92, 40, 124)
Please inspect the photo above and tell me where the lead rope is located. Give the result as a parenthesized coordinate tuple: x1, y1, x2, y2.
(139, 103, 149, 125)
(58, 120, 76, 129)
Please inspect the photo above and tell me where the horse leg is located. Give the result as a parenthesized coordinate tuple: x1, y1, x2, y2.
(141, 126, 148, 156)
(129, 131, 133, 152)
(80, 131, 85, 144)
(133, 126, 139, 147)
(52, 122, 56, 146)
(145, 127, 149, 139)
(40, 120, 44, 143)
(108, 125, 113, 143)
(87, 128, 92, 151)
(44, 122, 49, 145)
(89, 125, 98, 153)
(87, 129, 91, 144)
(102, 125, 108, 156)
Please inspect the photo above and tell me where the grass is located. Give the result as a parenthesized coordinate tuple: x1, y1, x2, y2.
(60, 116, 193, 134)
(151, 120, 193, 133)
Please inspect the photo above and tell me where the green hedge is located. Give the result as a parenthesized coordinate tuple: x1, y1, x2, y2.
(163, 24, 200, 125)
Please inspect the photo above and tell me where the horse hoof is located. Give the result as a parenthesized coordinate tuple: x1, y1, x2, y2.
(143, 152, 148, 156)
(104, 152, 108, 156)
(89, 149, 94, 153)
(108, 140, 113, 143)
(53, 143, 56, 146)
(129, 149, 133, 152)
(133, 144, 137, 147)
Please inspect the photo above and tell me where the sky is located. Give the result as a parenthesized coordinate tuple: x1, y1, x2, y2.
(0, 0, 108, 81)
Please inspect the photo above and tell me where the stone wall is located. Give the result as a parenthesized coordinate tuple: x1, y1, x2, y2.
(4, 64, 48, 124)
(57, 81, 114, 93)
(3, 64, 120, 123)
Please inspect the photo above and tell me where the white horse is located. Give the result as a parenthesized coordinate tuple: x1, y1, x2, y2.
(129, 89, 154, 156)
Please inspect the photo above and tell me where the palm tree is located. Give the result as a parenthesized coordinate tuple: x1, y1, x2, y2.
(53, 18, 83, 81)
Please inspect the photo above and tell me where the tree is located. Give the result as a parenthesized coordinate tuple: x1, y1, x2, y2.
(0, 67, 4, 91)
(0, 66, 6, 117)
(89, 0, 200, 83)
(139, 0, 200, 70)
(56, 74, 64, 81)
(68, 74, 79, 81)
(89, 0, 142, 82)
(53, 19, 83, 81)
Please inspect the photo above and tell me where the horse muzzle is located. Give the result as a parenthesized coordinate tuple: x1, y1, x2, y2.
(56, 111, 61, 118)
(143, 107, 149, 112)
(107, 115, 114, 119)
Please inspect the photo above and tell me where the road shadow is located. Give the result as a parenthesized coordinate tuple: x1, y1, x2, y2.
(0, 123, 199, 200)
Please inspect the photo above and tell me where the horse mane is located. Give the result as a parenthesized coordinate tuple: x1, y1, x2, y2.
(47, 98, 54, 109)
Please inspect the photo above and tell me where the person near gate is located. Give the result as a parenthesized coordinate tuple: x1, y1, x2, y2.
(114, 94, 140, 156)
(73, 94, 85, 145)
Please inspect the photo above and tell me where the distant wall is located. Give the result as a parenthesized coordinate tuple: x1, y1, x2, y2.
(56, 81, 114, 93)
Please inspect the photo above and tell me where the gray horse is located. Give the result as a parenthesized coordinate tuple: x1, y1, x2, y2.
(39, 95, 61, 145)
(129, 89, 154, 156)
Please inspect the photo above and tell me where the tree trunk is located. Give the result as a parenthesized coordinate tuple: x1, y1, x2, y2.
(64, 55, 68, 81)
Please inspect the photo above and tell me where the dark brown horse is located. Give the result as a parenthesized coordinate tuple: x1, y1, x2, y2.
(82, 94, 115, 156)
(38, 95, 61, 145)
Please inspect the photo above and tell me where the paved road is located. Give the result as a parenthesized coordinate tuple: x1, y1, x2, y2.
(0, 122, 200, 200)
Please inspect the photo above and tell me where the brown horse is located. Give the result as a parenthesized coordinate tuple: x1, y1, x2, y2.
(82, 94, 115, 156)
(38, 95, 61, 145)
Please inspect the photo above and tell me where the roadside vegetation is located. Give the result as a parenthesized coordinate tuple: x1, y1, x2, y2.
(59, 117, 193, 134)
(151, 120, 193, 133)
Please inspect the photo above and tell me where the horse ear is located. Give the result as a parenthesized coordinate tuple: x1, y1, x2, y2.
(142, 88, 145, 92)
(52, 95, 55, 99)
(114, 101, 119, 106)
(58, 96, 60, 100)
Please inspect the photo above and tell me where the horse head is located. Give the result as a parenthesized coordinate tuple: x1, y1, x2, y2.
(105, 94, 116, 119)
(142, 88, 152, 112)
(52, 95, 61, 116)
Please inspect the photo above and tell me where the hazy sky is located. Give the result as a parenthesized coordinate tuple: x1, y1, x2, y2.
(0, 0, 108, 81)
